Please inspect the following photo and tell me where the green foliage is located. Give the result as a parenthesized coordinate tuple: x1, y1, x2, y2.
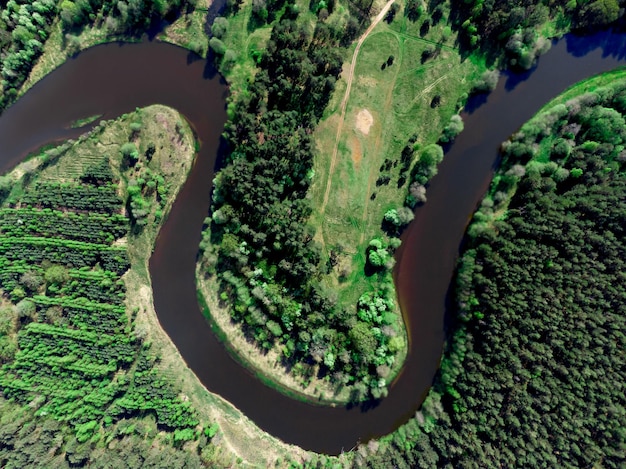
(473, 69, 499, 93)
(44, 265, 69, 285)
(209, 37, 226, 55)
(451, 0, 624, 69)
(211, 17, 228, 39)
(120, 142, 139, 165)
(439, 114, 464, 143)
(367, 76, 626, 468)
(0, 176, 12, 201)
(203, 7, 398, 400)
(0, 127, 212, 464)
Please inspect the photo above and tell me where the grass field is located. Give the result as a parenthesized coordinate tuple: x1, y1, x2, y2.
(310, 4, 487, 311)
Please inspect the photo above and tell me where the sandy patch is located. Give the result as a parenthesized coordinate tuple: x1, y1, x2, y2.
(355, 109, 374, 135)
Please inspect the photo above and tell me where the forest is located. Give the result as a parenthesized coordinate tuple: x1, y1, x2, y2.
(198, 0, 626, 404)
(354, 73, 626, 469)
(199, 0, 406, 401)
(0, 0, 626, 466)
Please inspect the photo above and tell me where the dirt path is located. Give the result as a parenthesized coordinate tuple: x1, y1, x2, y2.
(319, 0, 396, 215)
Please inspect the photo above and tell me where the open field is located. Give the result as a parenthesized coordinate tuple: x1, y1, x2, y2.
(310, 4, 486, 310)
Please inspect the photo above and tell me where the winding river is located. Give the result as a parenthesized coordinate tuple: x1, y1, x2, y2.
(0, 30, 625, 454)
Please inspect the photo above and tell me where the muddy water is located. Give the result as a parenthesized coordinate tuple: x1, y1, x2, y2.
(1, 31, 625, 454)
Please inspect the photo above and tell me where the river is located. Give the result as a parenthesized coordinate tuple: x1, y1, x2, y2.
(0, 30, 625, 454)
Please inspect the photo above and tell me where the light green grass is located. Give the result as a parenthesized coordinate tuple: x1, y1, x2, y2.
(310, 6, 487, 311)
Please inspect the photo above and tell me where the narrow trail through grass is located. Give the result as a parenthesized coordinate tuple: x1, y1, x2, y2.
(319, 0, 396, 215)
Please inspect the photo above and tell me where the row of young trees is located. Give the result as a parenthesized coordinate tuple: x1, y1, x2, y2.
(0, 125, 221, 466)
(350, 76, 626, 468)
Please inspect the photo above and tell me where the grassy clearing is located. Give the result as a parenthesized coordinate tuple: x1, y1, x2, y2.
(310, 4, 486, 316)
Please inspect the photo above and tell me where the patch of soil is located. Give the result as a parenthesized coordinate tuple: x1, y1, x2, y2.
(355, 108, 374, 135)
(351, 135, 363, 167)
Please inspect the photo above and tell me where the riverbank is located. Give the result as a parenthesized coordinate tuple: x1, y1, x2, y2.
(0, 99, 318, 466)
(19, 1, 213, 99)
(197, 271, 355, 404)
(442, 69, 626, 468)
(116, 106, 313, 467)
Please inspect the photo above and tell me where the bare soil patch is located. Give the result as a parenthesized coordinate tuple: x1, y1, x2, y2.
(351, 135, 363, 167)
(355, 109, 374, 135)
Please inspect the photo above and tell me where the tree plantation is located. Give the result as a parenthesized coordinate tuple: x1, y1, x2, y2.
(0, 108, 225, 467)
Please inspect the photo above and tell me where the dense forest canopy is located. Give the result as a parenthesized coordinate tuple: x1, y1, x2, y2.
(358, 74, 626, 468)
(1, 0, 626, 465)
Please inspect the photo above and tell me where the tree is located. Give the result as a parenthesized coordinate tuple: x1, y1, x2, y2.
(0, 175, 12, 200)
(440, 115, 464, 143)
(15, 299, 36, 320)
(209, 37, 226, 55)
(474, 69, 500, 92)
(120, 142, 139, 168)
(418, 144, 444, 171)
(20, 271, 43, 292)
(44, 265, 69, 285)
(579, 0, 620, 28)
(349, 321, 377, 362)
(212, 17, 228, 39)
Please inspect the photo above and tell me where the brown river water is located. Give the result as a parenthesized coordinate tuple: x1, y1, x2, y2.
(0, 31, 625, 454)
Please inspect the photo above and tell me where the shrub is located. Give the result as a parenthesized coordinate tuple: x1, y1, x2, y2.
(209, 37, 226, 55)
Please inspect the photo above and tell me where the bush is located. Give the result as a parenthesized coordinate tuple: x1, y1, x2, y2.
(121, 143, 139, 167)
(16, 299, 36, 319)
(45, 265, 69, 285)
(384, 207, 415, 227)
(440, 115, 464, 143)
(212, 17, 228, 38)
(209, 37, 226, 55)
(473, 69, 499, 93)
